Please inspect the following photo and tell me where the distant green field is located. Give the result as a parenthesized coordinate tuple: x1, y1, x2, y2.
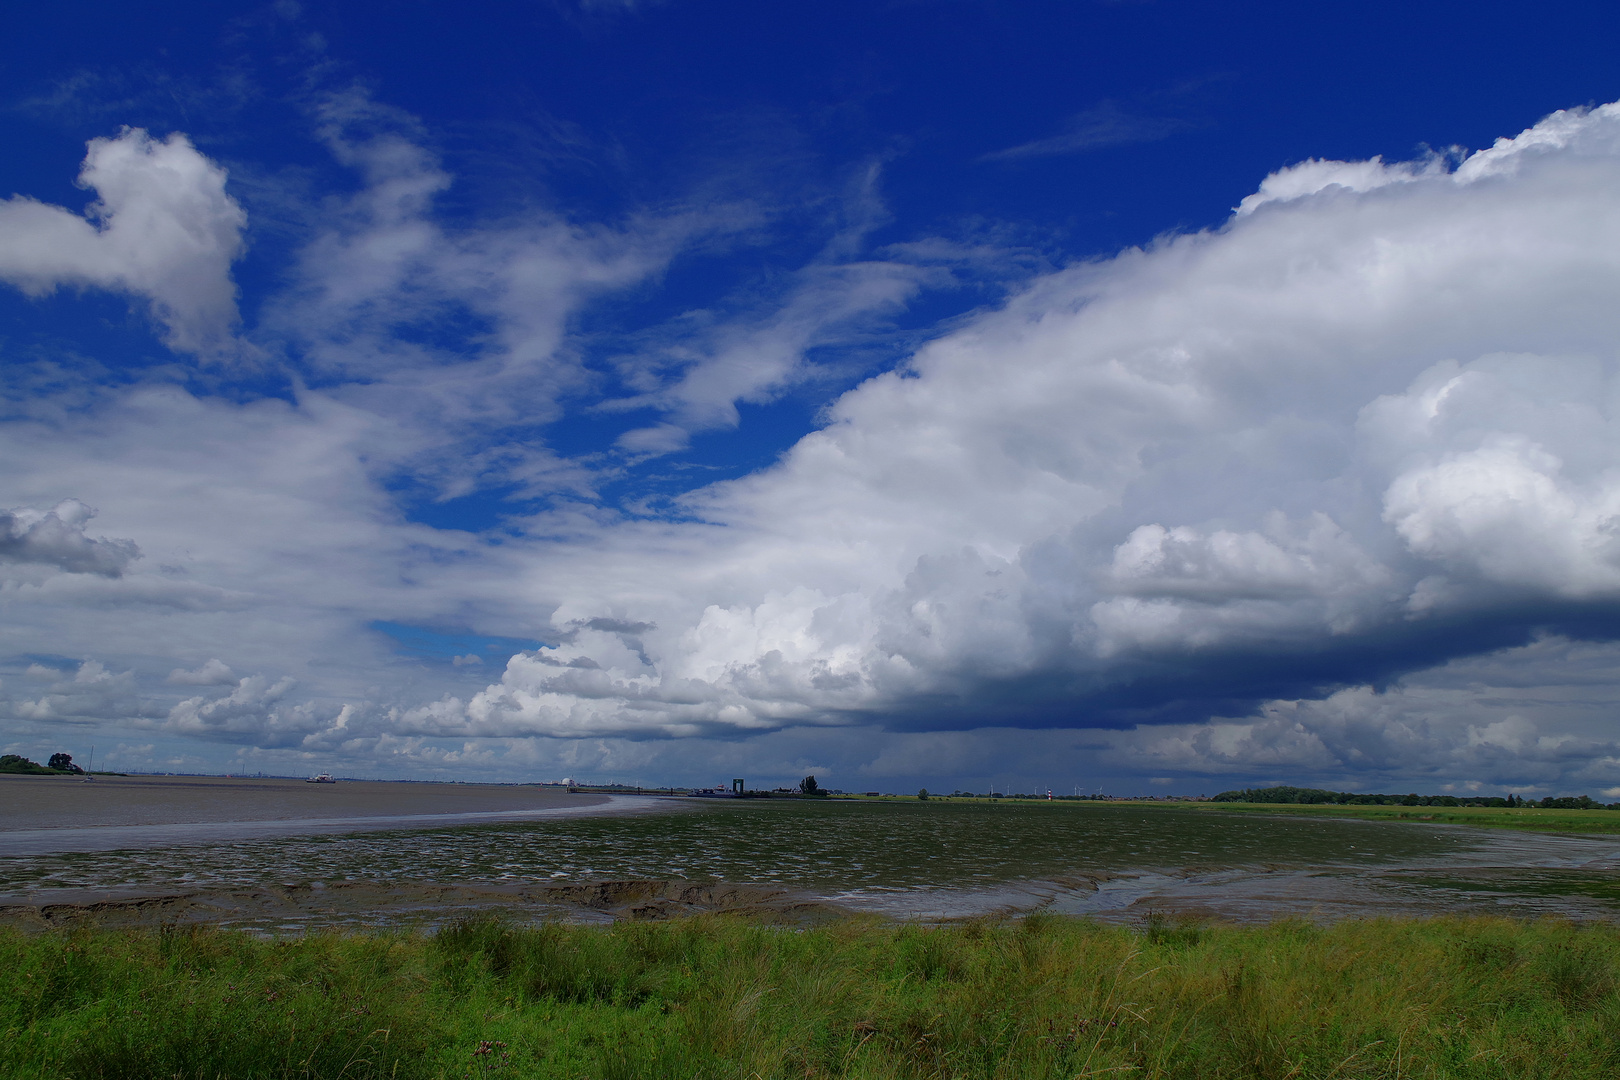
(850, 794, 1620, 835)
(833, 794, 1620, 835)
(1174, 800, 1620, 834)
(6, 914, 1619, 1079)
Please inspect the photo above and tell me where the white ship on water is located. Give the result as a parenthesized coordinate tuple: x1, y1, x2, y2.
(305, 773, 336, 784)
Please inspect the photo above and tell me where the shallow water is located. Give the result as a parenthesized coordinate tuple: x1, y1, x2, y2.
(6, 798, 1620, 924)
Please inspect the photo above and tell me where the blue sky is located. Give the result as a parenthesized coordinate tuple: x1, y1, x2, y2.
(5, 0, 1620, 795)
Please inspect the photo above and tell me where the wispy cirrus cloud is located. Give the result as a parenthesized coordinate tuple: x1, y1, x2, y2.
(981, 97, 1199, 161)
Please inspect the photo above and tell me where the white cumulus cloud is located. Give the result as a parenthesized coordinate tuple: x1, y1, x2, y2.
(0, 128, 246, 356)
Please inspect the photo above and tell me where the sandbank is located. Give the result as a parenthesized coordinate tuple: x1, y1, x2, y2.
(0, 773, 676, 854)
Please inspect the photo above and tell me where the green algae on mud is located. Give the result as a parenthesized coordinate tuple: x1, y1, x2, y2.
(6, 914, 1620, 1079)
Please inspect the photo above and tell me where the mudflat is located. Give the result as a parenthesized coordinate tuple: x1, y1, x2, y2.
(7, 792, 1620, 930)
(0, 773, 608, 831)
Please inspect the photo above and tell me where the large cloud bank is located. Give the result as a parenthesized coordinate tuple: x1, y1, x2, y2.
(426, 103, 1620, 744)
(7, 102, 1620, 790)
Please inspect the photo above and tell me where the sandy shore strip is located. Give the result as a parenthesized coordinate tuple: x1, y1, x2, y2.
(0, 795, 676, 855)
(0, 773, 626, 829)
(0, 774, 684, 854)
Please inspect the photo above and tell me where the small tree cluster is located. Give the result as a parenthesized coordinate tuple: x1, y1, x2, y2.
(0, 753, 85, 775)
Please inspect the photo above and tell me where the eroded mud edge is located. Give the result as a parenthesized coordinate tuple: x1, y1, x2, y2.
(0, 879, 861, 932)
(16, 864, 1614, 932)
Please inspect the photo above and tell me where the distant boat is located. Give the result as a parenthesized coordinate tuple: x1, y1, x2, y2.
(306, 773, 336, 784)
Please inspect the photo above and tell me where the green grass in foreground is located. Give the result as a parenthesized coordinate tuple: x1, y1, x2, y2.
(1177, 800, 1620, 834)
(5, 915, 1620, 1079)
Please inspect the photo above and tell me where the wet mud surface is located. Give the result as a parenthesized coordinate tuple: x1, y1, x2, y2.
(854, 864, 1620, 925)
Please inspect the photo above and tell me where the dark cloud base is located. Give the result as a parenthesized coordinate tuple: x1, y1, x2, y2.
(869, 600, 1620, 733)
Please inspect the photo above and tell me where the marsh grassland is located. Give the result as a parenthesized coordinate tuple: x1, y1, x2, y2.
(6, 914, 1620, 1080)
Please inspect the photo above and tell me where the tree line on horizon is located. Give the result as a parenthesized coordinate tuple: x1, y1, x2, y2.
(0, 753, 84, 776)
(1212, 785, 1619, 809)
